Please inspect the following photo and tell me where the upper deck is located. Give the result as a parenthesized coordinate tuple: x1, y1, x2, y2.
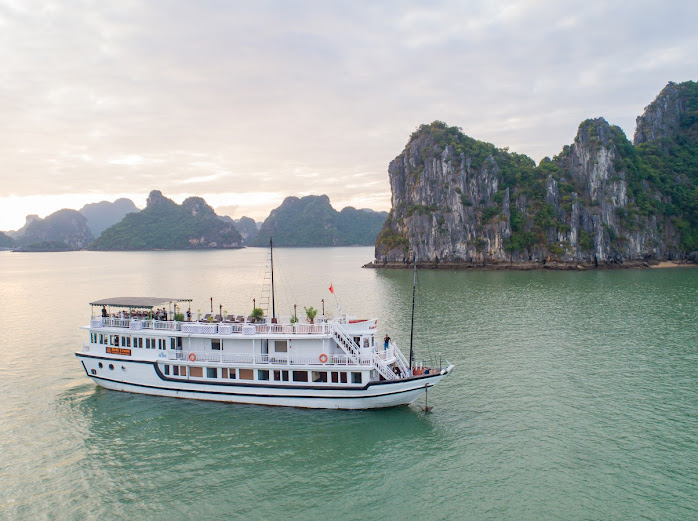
(87, 316, 376, 338)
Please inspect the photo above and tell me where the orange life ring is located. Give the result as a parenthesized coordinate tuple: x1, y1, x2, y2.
(319, 353, 328, 363)
(188, 353, 196, 362)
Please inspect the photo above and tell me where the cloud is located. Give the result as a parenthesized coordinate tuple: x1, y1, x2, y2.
(0, 0, 696, 230)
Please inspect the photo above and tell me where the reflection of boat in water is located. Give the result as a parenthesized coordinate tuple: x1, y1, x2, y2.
(76, 244, 453, 409)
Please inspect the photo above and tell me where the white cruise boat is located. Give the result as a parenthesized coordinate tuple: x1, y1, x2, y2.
(76, 296, 454, 409)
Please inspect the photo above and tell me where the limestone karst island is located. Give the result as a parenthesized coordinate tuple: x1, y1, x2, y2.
(368, 81, 698, 269)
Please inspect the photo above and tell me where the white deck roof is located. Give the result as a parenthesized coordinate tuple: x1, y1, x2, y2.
(90, 297, 192, 308)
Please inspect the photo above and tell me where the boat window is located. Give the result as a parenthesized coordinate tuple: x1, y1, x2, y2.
(222, 368, 228, 378)
(180, 366, 187, 377)
(227, 368, 236, 379)
(164, 365, 170, 376)
(159, 339, 166, 350)
(351, 372, 362, 384)
(211, 339, 221, 351)
(274, 370, 289, 381)
(206, 367, 217, 378)
(312, 371, 328, 383)
(363, 338, 369, 348)
(331, 372, 339, 383)
(190, 366, 203, 378)
(340, 372, 348, 384)
(353, 337, 360, 346)
(170, 338, 175, 349)
(137, 337, 143, 348)
(292, 371, 308, 382)
(173, 365, 180, 376)
(274, 340, 288, 352)
(239, 369, 254, 380)
(145, 338, 151, 349)
(258, 370, 270, 381)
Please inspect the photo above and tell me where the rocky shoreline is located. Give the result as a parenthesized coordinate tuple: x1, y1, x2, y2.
(362, 259, 697, 271)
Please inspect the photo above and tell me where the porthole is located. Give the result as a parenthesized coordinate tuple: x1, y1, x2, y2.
(98, 362, 103, 369)
(121, 366, 126, 371)
(90, 369, 97, 375)
(109, 364, 114, 370)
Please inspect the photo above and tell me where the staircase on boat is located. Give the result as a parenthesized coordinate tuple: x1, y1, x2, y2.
(331, 321, 407, 380)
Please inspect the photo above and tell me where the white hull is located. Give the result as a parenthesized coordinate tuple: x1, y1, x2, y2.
(77, 353, 452, 409)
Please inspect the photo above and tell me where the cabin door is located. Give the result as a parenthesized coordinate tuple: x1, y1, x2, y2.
(261, 339, 269, 361)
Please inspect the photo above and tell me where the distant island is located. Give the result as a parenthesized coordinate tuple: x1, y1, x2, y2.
(367, 81, 698, 269)
(90, 190, 243, 250)
(3, 191, 386, 251)
(251, 195, 388, 247)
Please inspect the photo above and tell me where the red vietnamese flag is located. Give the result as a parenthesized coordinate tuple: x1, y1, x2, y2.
(329, 283, 334, 294)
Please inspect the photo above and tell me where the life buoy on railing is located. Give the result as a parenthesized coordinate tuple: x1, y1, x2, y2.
(319, 353, 328, 363)
(188, 353, 196, 362)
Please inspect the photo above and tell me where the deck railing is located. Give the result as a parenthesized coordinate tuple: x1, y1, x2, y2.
(168, 351, 377, 367)
(90, 318, 331, 335)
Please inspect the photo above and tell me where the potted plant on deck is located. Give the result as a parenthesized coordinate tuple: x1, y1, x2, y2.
(304, 306, 318, 324)
(251, 307, 265, 323)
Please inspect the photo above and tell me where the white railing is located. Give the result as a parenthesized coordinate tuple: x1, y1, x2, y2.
(170, 351, 371, 366)
(374, 346, 395, 361)
(372, 353, 398, 380)
(392, 343, 410, 378)
(330, 322, 360, 361)
(95, 318, 182, 331)
(93, 318, 334, 336)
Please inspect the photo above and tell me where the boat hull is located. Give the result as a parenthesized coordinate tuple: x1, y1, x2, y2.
(76, 353, 452, 409)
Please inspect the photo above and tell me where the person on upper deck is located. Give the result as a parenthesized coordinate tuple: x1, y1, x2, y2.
(384, 334, 390, 350)
(101, 307, 107, 318)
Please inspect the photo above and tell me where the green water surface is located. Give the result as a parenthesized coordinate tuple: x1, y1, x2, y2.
(0, 248, 696, 520)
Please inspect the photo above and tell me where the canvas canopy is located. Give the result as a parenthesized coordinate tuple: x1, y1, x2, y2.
(90, 297, 192, 309)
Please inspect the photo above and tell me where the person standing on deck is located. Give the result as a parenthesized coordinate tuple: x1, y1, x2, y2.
(384, 334, 390, 350)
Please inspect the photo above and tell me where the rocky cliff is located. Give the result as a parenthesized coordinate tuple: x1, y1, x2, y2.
(233, 216, 260, 245)
(373, 81, 697, 268)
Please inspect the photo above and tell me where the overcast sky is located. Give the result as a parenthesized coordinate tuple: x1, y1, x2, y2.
(1, 0, 696, 230)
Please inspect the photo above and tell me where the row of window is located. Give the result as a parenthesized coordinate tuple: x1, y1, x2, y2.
(161, 365, 363, 384)
(91, 333, 181, 350)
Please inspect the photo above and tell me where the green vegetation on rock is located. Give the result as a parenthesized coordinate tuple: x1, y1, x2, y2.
(251, 195, 387, 247)
(90, 190, 242, 250)
(376, 81, 698, 264)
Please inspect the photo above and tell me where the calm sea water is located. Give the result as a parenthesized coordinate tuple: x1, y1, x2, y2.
(0, 248, 696, 520)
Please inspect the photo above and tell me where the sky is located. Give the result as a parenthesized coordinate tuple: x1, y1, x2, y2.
(1, 0, 696, 231)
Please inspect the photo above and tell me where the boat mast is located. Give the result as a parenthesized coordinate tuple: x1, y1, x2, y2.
(409, 255, 417, 369)
(269, 237, 276, 319)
